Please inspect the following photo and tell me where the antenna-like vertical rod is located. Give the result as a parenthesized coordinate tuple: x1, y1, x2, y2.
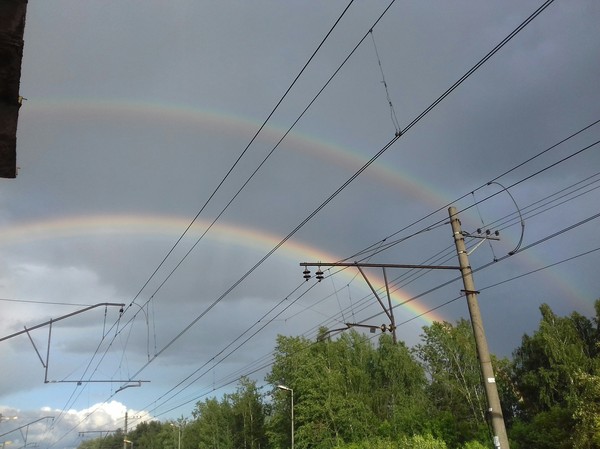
(448, 206, 509, 449)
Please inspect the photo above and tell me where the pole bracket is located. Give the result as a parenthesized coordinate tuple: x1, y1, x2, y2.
(461, 289, 480, 295)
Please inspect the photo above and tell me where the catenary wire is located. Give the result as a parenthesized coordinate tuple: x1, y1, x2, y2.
(342, 116, 600, 266)
(127, 0, 557, 378)
(124, 0, 357, 311)
(48, 0, 561, 439)
(44, 2, 359, 437)
(93, 0, 563, 425)
(72, 2, 401, 412)
(152, 238, 600, 418)
(131, 168, 600, 419)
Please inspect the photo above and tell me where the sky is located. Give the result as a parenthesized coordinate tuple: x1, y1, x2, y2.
(1, 1, 600, 448)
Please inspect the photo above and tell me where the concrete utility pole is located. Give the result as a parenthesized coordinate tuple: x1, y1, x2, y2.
(448, 206, 509, 449)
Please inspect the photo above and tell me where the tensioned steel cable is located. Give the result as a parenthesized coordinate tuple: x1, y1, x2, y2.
(349, 136, 600, 265)
(213, 150, 598, 372)
(127, 2, 572, 416)
(155, 147, 600, 416)
(122, 0, 558, 386)
(48, 3, 409, 439)
(124, 1, 357, 311)
(141, 217, 600, 420)
(51, 1, 559, 439)
(44, 1, 358, 436)
(343, 115, 600, 265)
(75, 0, 395, 407)
(102, 129, 600, 424)
(127, 0, 402, 319)
(155, 240, 600, 418)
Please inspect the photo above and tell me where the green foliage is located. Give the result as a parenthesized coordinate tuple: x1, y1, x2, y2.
(512, 303, 597, 414)
(414, 319, 488, 443)
(490, 355, 520, 426)
(188, 377, 267, 449)
(571, 370, 600, 448)
(509, 406, 574, 449)
(398, 433, 447, 449)
(76, 300, 600, 449)
(333, 436, 395, 449)
(190, 397, 234, 449)
(460, 441, 490, 449)
(509, 300, 600, 449)
(229, 377, 268, 449)
(127, 421, 168, 449)
(77, 429, 125, 449)
(266, 331, 430, 449)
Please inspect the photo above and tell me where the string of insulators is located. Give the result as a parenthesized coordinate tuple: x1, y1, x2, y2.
(303, 268, 311, 281)
(315, 268, 324, 282)
(477, 228, 500, 236)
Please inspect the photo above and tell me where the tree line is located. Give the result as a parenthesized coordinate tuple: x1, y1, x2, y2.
(78, 300, 600, 449)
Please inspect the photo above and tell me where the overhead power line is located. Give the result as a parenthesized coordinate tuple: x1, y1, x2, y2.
(50, 1, 561, 436)
(45, 1, 358, 438)
(149, 138, 600, 417)
(112, 0, 560, 420)
(126, 0, 358, 311)
(129, 0, 556, 379)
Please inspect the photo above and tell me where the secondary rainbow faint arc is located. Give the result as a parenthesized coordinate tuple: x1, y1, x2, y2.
(0, 214, 443, 325)
(20, 98, 445, 208)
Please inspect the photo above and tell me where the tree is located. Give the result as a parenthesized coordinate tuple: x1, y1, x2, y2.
(77, 429, 125, 449)
(229, 377, 268, 449)
(369, 334, 430, 437)
(512, 304, 595, 415)
(190, 397, 234, 449)
(571, 370, 600, 449)
(266, 330, 432, 449)
(510, 301, 600, 449)
(127, 421, 167, 449)
(414, 319, 488, 445)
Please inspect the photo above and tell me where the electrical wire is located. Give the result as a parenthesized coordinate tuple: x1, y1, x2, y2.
(45, 0, 566, 440)
(43, 1, 359, 438)
(128, 187, 600, 419)
(128, 0, 557, 381)
(77, 0, 563, 427)
(343, 117, 600, 266)
(124, 0, 358, 312)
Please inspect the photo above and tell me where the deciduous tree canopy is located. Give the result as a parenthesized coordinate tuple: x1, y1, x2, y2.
(78, 300, 600, 449)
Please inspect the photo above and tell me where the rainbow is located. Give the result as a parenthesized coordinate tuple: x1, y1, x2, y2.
(0, 213, 444, 325)
(18, 97, 446, 208)
(15, 98, 592, 321)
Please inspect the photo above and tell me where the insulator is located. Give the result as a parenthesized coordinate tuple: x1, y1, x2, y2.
(380, 324, 387, 332)
(495, 230, 500, 236)
(486, 229, 491, 235)
(303, 268, 311, 281)
(477, 228, 482, 234)
(315, 269, 324, 282)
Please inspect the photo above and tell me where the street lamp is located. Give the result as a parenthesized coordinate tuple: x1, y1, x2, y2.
(277, 385, 294, 449)
(170, 422, 185, 449)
